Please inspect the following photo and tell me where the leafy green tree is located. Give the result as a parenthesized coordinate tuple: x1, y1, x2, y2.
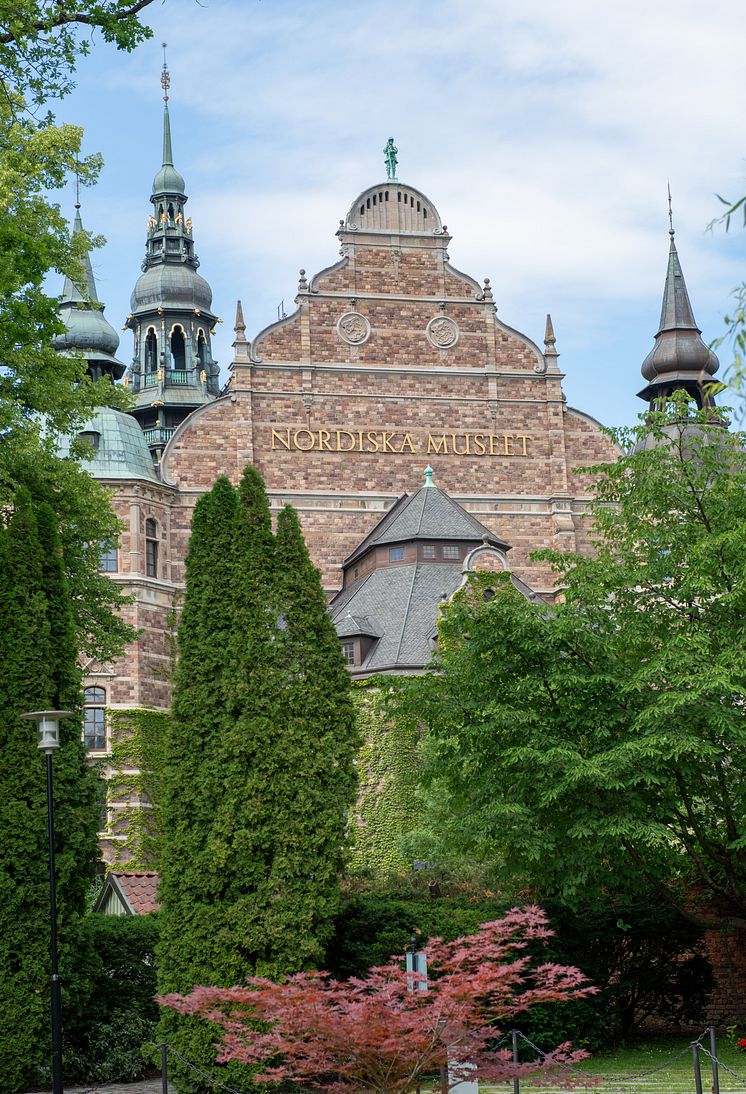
(395, 402, 746, 930)
(0, 1, 155, 103)
(157, 471, 359, 1092)
(0, 491, 100, 1092)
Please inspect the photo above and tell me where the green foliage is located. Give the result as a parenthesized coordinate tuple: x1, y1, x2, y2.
(392, 401, 746, 930)
(104, 709, 169, 869)
(327, 872, 511, 979)
(0, 0, 155, 105)
(157, 472, 359, 1092)
(0, 491, 100, 1092)
(348, 683, 422, 873)
(64, 913, 159, 1083)
(327, 874, 712, 1049)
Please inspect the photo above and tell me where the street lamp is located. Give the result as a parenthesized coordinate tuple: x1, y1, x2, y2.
(21, 710, 72, 1094)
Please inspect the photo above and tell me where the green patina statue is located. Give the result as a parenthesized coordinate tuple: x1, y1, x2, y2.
(384, 137, 398, 180)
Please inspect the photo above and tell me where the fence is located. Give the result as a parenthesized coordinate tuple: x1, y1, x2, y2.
(63, 1028, 746, 1094)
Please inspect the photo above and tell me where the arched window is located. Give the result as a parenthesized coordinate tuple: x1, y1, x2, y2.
(145, 518, 159, 578)
(197, 331, 208, 370)
(170, 326, 186, 371)
(145, 329, 158, 373)
(84, 687, 107, 751)
(167, 202, 175, 221)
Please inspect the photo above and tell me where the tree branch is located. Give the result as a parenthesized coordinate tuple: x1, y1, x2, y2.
(0, 0, 157, 45)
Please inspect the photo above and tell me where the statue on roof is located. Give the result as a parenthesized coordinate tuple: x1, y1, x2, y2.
(384, 137, 398, 181)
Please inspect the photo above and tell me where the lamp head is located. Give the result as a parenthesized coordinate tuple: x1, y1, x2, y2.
(21, 710, 73, 754)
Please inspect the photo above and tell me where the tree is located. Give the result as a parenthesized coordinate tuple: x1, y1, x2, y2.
(0, 1, 156, 103)
(157, 478, 244, 1085)
(157, 470, 359, 1091)
(159, 909, 593, 1094)
(0, 491, 101, 1092)
(393, 402, 746, 930)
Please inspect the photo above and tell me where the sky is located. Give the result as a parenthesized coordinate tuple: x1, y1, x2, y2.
(55, 0, 746, 429)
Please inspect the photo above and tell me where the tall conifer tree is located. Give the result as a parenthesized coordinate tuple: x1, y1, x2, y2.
(157, 477, 242, 1080)
(158, 470, 358, 1091)
(0, 492, 98, 1092)
(270, 505, 359, 971)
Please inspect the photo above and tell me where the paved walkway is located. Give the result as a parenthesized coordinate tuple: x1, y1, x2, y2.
(27, 1082, 175, 1094)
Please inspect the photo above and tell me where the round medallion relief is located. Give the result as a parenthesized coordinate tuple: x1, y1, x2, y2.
(426, 316, 459, 349)
(337, 311, 371, 345)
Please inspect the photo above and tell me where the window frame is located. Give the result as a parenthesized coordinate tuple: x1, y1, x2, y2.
(83, 687, 107, 752)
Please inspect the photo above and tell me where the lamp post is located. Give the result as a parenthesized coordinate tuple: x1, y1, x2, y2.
(21, 710, 72, 1094)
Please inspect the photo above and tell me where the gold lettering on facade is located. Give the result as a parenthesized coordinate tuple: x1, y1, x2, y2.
(271, 428, 291, 450)
(336, 430, 356, 451)
(269, 428, 532, 457)
(427, 434, 448, 455)
(294, 428, 315, 451)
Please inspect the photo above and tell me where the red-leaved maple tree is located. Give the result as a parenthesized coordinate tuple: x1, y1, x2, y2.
(158, 906, 596, 1093)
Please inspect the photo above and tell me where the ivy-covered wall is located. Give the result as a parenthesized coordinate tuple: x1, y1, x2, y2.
(102, 708, 168, 870)
(348, 682, 422, 873)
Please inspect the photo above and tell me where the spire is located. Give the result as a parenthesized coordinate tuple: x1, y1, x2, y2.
(54, 200, 124, 381)
(638, 214, 719, 409)
(152, 44, 185, 196)
(424, 465, 434, 488)
(234, 299, 246, 336)
(60, 201, 98, 306)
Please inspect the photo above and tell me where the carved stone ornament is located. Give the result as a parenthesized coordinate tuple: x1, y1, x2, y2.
(426, 316, 459, 349)
(337, 311, 371, 346)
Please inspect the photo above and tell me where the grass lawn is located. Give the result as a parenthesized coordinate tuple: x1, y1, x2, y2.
(486, 1036, 746, 1091)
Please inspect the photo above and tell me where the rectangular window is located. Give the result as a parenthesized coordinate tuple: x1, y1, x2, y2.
(422, 545, 436, 559)
(98, 546, 118, 572)
(342, 641, 355, 665)
(145, 538, 158, 578)
(84, 705, 106, 751)
(442, 545, 460, 560)
(389, 546, 405, 561)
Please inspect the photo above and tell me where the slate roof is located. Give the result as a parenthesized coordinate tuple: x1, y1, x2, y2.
(330, 562, 460, 673)
(344, 483, 509, 567)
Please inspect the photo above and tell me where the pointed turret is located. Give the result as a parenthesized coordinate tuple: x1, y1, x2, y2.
(53, 201, 125, 381)
(124, 50, 219, 463)
(638, 229, 719, 409)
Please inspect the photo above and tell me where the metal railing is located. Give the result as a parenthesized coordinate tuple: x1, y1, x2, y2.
(142, 427, 174, 446)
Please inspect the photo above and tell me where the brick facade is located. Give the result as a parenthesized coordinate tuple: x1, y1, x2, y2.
(90, 178, 618, 862)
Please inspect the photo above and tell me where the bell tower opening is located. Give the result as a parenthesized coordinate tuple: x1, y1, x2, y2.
(170, 326, 186, 371)
(145, 328, 158, 373)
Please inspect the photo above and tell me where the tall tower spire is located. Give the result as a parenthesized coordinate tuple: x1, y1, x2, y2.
(124, 51, 220, 463)
(54, 198, 124, 382)
(637, 207, 719, 410)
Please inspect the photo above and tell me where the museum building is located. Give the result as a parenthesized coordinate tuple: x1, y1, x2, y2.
(53, 92, 718, 859)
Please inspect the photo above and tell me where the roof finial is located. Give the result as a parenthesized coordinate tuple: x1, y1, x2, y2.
(667, 181, 674, 236)
(161, 42, 170, 102)
(424, 465, 434, 488)
(74, 157, 81, 210)
(234, 299, 246, 335)
(384, 137, 398, 181)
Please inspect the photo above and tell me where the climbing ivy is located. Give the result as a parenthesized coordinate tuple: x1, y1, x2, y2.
(348, 681, 422, 874)
(102, 708, 169, 870)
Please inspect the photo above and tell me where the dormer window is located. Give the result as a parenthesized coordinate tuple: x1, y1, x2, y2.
(389, 546, 404, 561)
(443, 545, 460, 560)
(342, 641, 355, 665)
(422, 544, 436, 559)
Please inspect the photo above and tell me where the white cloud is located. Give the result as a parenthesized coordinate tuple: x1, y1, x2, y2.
(58, 0, 746, 427)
